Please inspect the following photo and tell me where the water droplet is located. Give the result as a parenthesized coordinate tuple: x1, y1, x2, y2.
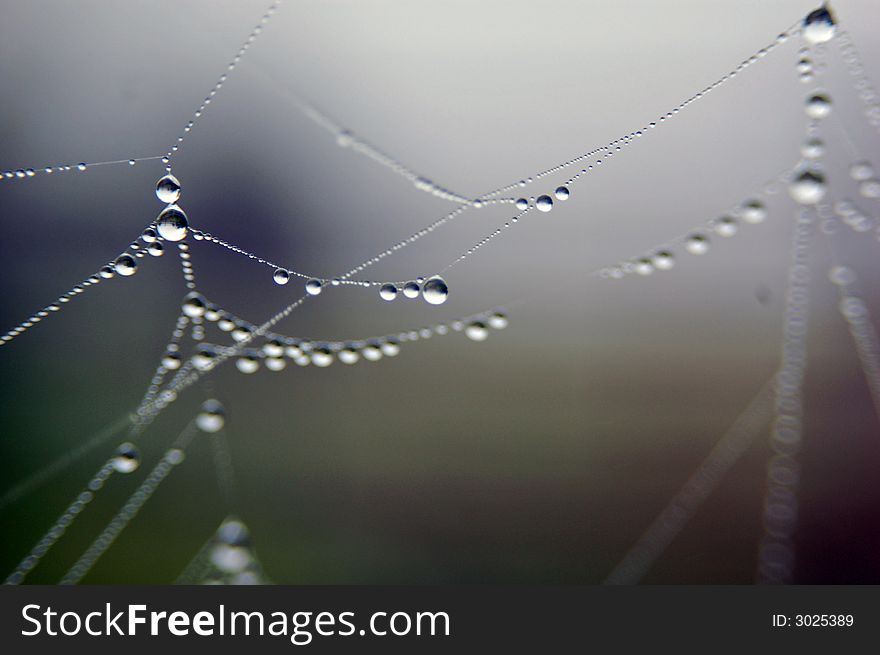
(128, 159, 136, 166)
(193, 345, 218, 371)
(652, 251, 676, 270)
(338, 347, 360, 365)
(713, 216, 739, 237)
(305, 279, 322, 295)
(99, 266, 116, 279)
(112, 443, 140, 474)
(488, 312, 509, 330)
(265, 357, 286, 371)
(802, 6, 836, 45)
(156, 174, 181, 204)
(336, 130, 354, 148)
(535, 195, 553, 212)
(828, 266, 856, 286)
(182, 292, 207, 318)
(465, 321, 489, 341)
(217, 518, 250, 546)
(310, 347, 334, 367)
(515, 198, 528, 210)
(789, 169, 827, 204)
(236, 353, 260, 374)
(114, 254, 138, 276)
(850, 161, 874, 181)
(379, 284, 398, 301)
(741, 200, 767, 224)
(273, 268, 290, 285)
(805, 93, 832, 119)
(422, 276, 449, 305)
(796, 58, 812, 74)
(362, 344, 383, 361)
(77, 163, 87, 172)
(554, 186, 570, 200)
(685, 234, 710, 255)
(161, 352, 182, 370)
(197, 400, 226, 432)
(210, 544, 252, 574)
(403, 281, 420, 299)
(380, 339, 401, 357)
(156, 205, 188, 243)
(800, 137, 825, 159)
(858, 179, 880, 199)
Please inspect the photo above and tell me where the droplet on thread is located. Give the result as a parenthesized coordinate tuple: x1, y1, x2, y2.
(379, 283, 398, 301)
(156, 174, 182, 204)
(789, 169, 827, 204)
(685, 234, 710, 255)
(421, 277, 449, 305)
(196, 400, 226, 433)
(273, 269, 290, 285)
(535, 195, 553, 213)
(112, 443, 141, 474)
(802, 6, 836, 45)
(305, 279, 322, 296)
(156, 205, 189, 242)
(114, 254, 138, 276)
(805, 93, 832, 119)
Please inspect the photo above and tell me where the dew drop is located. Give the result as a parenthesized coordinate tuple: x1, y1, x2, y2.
(535, 195, 553, 212)
(156, 205, 189, 242)
(161, 352, 182, 370)
(182, 292, 207, 318)
(403, 281, 420, 299)
(377, 283, 398, 302)
(554, 186, 570, 200)
(193, 345, 218, 371)
(211, 544, 252, 574)
(273, 268, 290, 285)
(465, 321, 489, 342)
(422, 276, 449, 305)
(802, 6, 836, 45)
(652, 251, 676, 271)
(713, 216, 739, 237)
(112, 443, 141, 474)
(488, 312, 509, 330)
(515, 198, 528, 210)
(128, 159, 136, 166)
(99, 265, 116, 279)
(310, 347, 334, 367)
(850, 161, 874, 181)
(77, 163, 87, 172)
(741, 200, 767, 224)
(148, 242, 164, 257)
(859, 179, 880, 198)
(197, 399, 226, 433)
(338, 347, 360, 365)
(362, 344, 383, 361)
(217, 518, 250, 546)
(800, 137, 825, 159)
(265, 357, 287, 371)
(114, 254, 138, 276)
(789, 169, 827, 204)
(236, 353, 260, 374)
(685, 234, 710, 255)
(828, 266, 856, 287)
(305, 279, 323, 295)
(380, 339, 401, 357)
(156, 174, 182, 204)
(805, 93, 832, 119)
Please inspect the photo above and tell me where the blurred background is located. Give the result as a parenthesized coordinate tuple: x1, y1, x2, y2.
(1, 0, 879, 584)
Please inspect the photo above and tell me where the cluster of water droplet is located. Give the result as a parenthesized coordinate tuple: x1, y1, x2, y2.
(600, 198, 768, 279)
(378, 276, 449, 305)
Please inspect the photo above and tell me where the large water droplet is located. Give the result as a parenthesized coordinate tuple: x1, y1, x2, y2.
(161, 352, 182, 370)
(338, 347, 360, 365)
(305, 279, 323, 296)
(310, 347, 334, 367)
(789, 169, 827, 204)
(197, 399, 226, 433)
(156, 174, 181, 204)
(488, 312, 509, 329)
(422, 277, 449, 305)
(156, 205, 189, 242)
(236, 353, 260, 374)
(802, 6, 836, 45)
(273, 268, 290, 285)
(465, 321, 489, 341)
(114, 254, 138, 276)
(515, 198, 528, 210)
(112, 443, 141, 474)
(535, 195, 553, 212)
(379, 283, 398, 301)
(554, 186, 570, 200)
(805, 93, 832, 119)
